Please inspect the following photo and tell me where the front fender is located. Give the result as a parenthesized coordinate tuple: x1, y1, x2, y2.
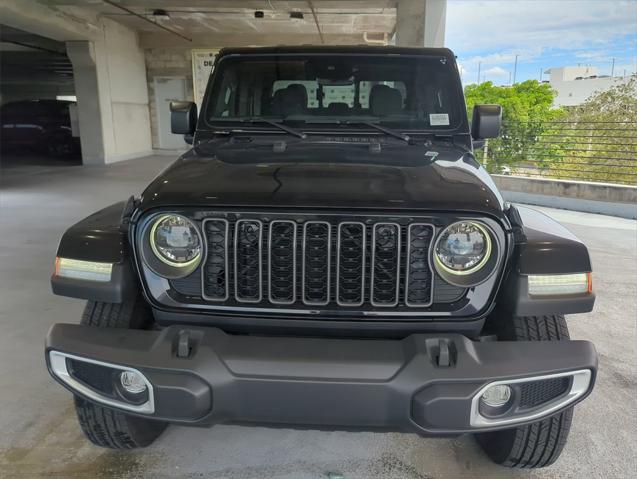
(501, 205, 594, 316)
(51, 200, 138, 303)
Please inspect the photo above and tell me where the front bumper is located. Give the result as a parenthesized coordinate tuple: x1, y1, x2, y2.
(45, 324, 597, 435)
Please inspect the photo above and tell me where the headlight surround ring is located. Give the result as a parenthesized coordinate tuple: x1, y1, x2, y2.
(433, 220, 499, 287)
(141, 214, 203, 279)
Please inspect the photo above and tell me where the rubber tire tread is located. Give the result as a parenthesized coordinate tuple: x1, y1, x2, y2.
(476, 315, 574, 468)
(73, 297, 167, 449)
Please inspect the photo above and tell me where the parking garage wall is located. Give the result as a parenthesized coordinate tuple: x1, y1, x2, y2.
(145, 48, 195, 151)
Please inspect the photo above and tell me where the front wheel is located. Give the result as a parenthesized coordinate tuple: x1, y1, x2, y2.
(475, 315, 574, 468)
(73, 299, 167, 449)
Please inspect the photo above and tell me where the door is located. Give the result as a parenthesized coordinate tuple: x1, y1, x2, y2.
(154, 77, 187, 149)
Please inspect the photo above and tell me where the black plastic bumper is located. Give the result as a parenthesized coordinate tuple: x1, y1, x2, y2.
(45, 324, 597, 435)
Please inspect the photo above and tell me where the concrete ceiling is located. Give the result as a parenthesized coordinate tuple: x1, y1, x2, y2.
(0, 24, 74, 87)
(39, 1, 397, 46)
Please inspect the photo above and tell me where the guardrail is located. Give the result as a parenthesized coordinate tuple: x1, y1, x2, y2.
(476, 121, 637, 185)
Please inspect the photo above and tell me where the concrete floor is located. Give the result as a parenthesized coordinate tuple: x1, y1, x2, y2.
(0, 155, 635, 479)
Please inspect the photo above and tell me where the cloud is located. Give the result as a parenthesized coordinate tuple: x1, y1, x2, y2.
(446, 0, 637, 84)
(446, 0, 637, 54)
(484, 66, 509, 78)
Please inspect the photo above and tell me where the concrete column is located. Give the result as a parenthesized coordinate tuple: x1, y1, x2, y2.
(396, 0, 447, 47)
(1, 0, 152, 165)
(66, 42, 105, 165)
(66, 19, 153, 165)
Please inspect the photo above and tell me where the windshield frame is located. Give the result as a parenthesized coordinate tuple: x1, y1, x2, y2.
(200, 52, 469, 135)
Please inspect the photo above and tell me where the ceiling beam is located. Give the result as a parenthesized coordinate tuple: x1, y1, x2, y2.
(139, 31, 368, 49)
(43, 0, 395, 8)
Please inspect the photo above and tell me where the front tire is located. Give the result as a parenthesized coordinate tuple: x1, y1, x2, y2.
(475, 315, 574, 468)
(73, 298, 167, 449)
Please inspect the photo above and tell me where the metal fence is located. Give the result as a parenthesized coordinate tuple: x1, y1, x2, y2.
(476, 121, 637, 185)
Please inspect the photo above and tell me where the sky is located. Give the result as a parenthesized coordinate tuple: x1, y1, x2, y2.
(445, 0, 637, 85)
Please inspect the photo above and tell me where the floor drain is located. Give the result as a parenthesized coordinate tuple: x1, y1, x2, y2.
(326, 473, 345, 479)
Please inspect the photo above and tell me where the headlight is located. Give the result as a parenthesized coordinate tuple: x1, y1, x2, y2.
(142, 214, 202, 279)
(433, 221, 497, 287)
(150, 215, 201, 267)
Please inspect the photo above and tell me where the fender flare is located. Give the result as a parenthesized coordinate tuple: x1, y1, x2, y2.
(500, 205, 594, 316)
(51, 199, 139, 303)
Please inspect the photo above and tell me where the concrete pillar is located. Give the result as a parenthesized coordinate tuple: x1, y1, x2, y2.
(1, 0, 152, 165)
(66, 42, 104, 165)
(396, 0, 447, 47)
(66, 20, 153, 165)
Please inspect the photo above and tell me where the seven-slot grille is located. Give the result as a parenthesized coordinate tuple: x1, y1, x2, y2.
(199, 215, 437, 310)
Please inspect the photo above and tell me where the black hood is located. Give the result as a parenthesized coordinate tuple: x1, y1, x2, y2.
(138, 136, 505, 218)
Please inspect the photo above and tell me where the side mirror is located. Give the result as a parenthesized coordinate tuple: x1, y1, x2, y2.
(170, 101, 197, 136)
(471, 104, 502, 140)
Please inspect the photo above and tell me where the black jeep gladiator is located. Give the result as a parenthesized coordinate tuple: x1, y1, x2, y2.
(46, 46, 597, 468)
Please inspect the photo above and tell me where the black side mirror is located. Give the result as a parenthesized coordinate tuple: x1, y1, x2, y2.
(170, 101, 197, 136)
(471, 104, 502, 140)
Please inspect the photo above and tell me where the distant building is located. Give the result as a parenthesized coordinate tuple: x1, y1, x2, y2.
(544, 66, 633, 107)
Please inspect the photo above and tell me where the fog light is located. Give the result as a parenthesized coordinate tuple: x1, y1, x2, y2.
(119, 371, 147, 394)
(481, 384, 512, 407)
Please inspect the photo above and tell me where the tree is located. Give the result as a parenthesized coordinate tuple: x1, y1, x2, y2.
(464, 80, 565, 172)
(546, 78, 637, 184)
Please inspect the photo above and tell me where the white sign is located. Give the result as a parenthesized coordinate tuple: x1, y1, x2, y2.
(191, 50, 218, 108)
(429, 113, 450, 126)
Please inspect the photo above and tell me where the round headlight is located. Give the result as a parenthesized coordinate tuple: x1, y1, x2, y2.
(150, 215, 201, 267)
(435, 221, 492, 275)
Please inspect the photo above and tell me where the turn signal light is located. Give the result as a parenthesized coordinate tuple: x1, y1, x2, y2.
(55, 257, 113, 282)
(528, 273, 592, 297)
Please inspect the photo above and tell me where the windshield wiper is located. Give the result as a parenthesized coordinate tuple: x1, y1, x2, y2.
(244, 119, 306, 139)
(346, 121, 411, 144)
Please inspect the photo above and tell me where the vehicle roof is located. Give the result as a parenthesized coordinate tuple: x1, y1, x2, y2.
(1, 99, 74, 106)
(217, 45, 455, 58)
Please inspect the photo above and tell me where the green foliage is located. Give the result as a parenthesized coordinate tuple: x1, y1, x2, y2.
(464, 78, 637, 184)
(541, 78, 637, 184)
(465, 80, 566, 171)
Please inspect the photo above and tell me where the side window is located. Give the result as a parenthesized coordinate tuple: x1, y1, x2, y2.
(57, 103, 70, 117)
(0, 102, 24, 118)
(213, 73, 237, 117)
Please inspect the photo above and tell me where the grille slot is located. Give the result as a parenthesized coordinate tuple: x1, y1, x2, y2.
(371, 223, 401, 307)
(336, 222, 366, 306)
(234, 219, 262, 303)
(406, 224, 435, 306)
(302, 221, 331, 305)
(268, 220, 297, 304)
(202, 219, 229, 301)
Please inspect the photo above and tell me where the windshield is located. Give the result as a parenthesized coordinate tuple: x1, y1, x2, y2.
(204, 54, 464, 131)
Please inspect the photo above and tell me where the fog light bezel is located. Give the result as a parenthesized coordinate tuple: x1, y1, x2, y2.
(48, 350, 155, 414)
(470, 369, 592, 428)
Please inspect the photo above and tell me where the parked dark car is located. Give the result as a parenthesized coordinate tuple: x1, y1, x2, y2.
(0, 99, 79, 157)
(46, 46, 597, 468)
